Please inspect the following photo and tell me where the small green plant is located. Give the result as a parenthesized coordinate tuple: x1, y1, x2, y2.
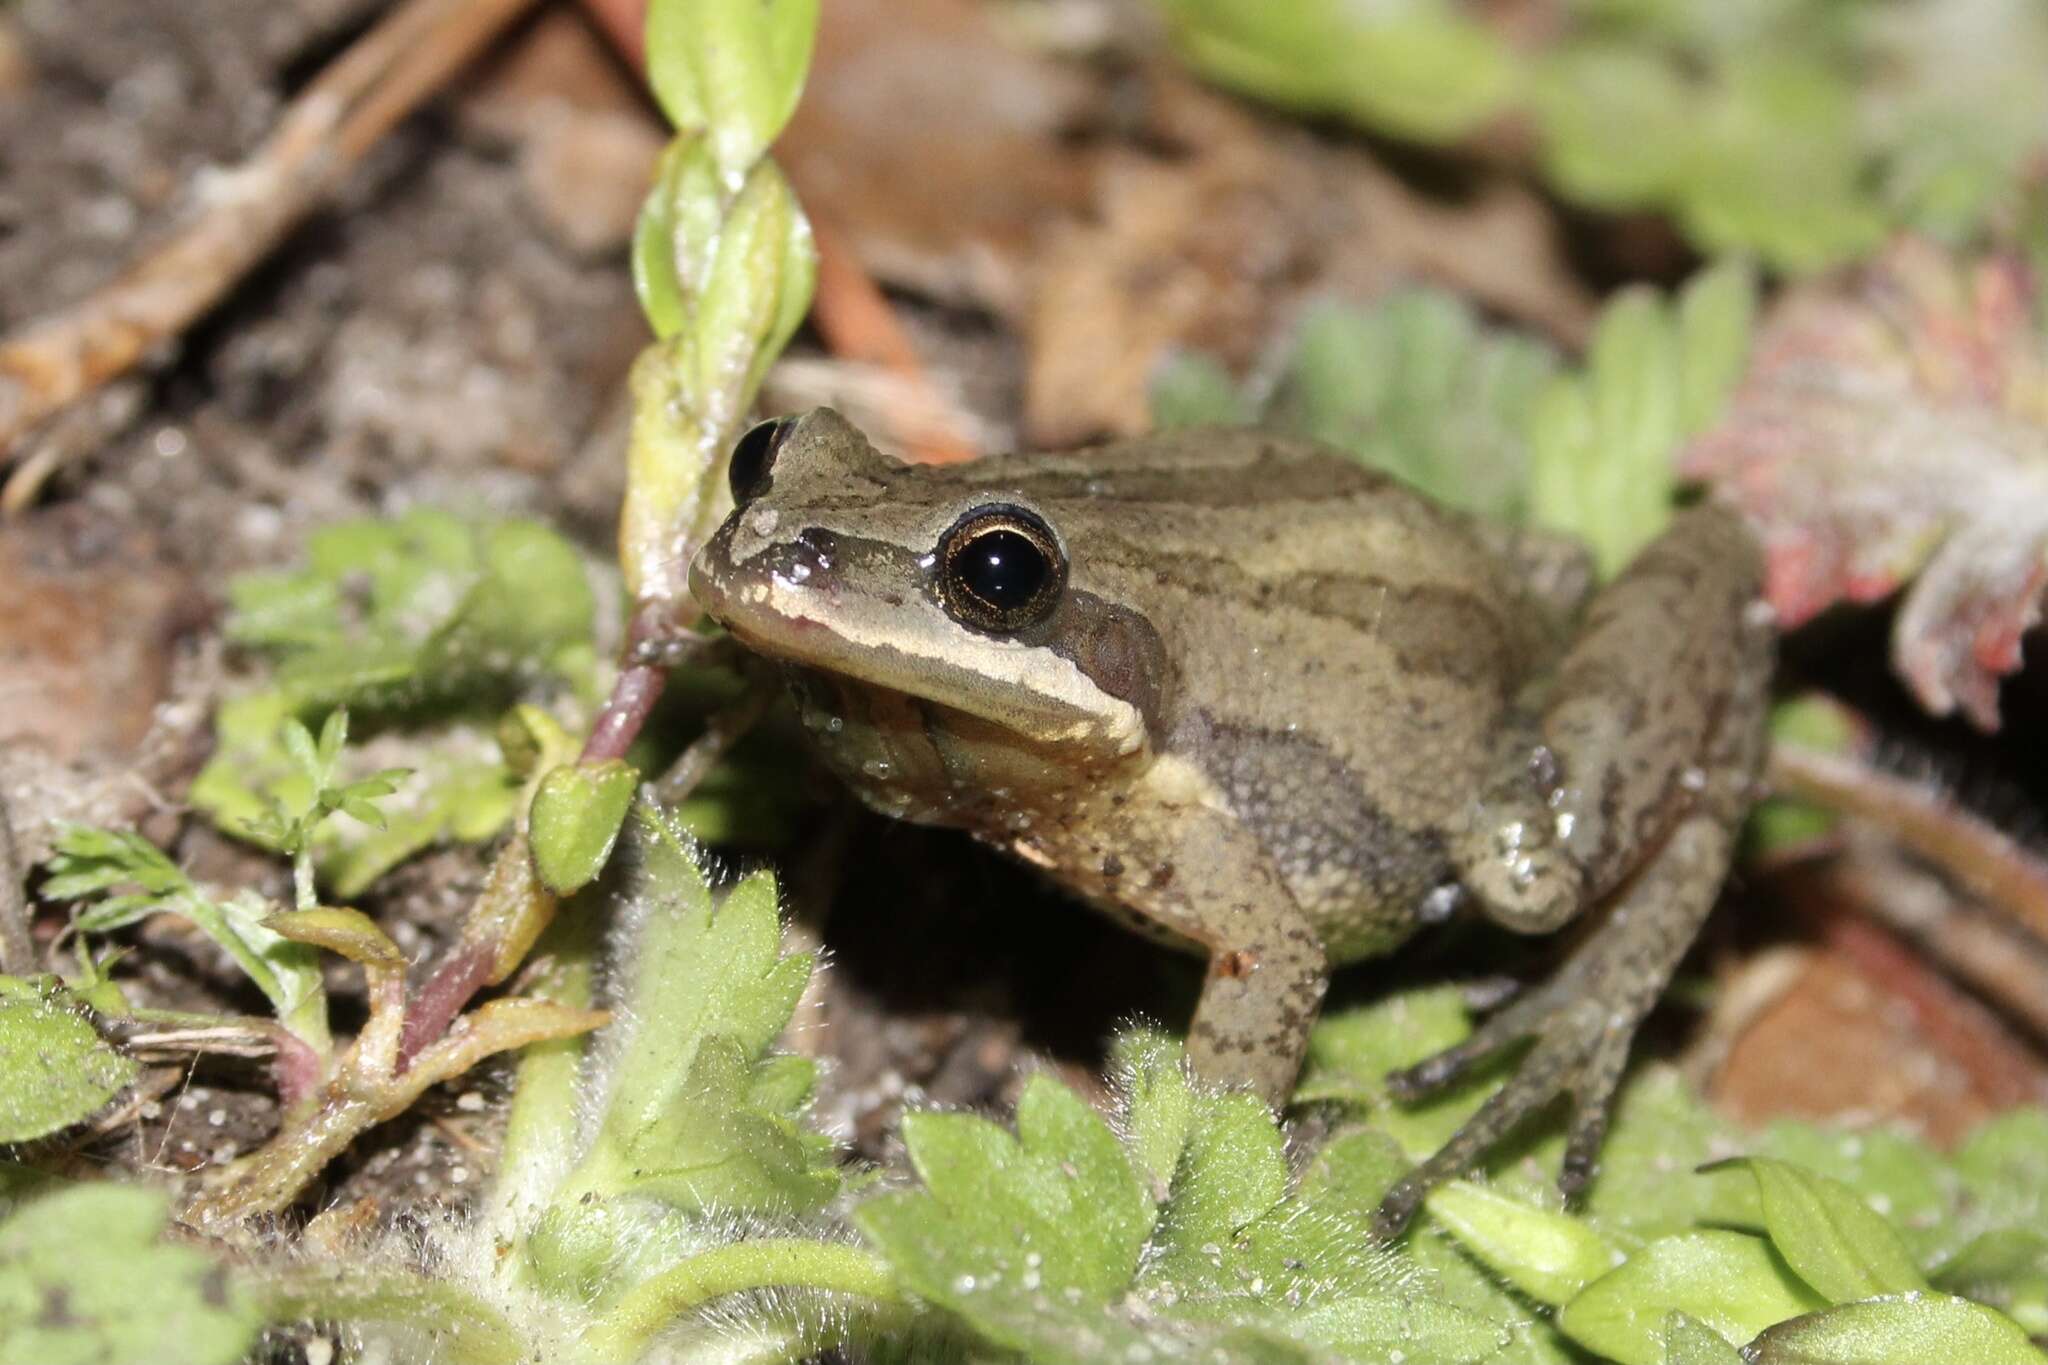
(1155, 262, 1757, 574)
(193, 508, 596, 898)
(43, 821, 331, 1057)
(0, 1184, 262, 1365)
(1155, 0, 2048, 272)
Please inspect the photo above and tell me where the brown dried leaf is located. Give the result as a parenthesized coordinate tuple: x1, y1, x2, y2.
(1683, 236, 2048, 729)
(1025, 78, 1591, 445)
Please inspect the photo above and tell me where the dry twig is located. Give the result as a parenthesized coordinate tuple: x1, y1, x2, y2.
(0, 0, 543, 509)
(1768, 742, 2048, 949)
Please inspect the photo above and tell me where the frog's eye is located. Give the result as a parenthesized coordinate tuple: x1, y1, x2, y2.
(729, 417, 795, 506)
(937, 505, 1066, 633)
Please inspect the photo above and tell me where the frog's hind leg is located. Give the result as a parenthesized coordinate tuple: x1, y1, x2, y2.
(1375, 506, 1772, 1236)
(1371, 794, 1744, 1237)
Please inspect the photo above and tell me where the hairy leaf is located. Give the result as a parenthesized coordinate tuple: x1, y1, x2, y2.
(0, 1184, 259, 1365)
(0, 977, 135, 1142)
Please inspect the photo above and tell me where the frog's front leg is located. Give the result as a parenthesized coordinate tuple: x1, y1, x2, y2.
(1379, 505, 1771, 1234)
(1089, 798, 1330, 1104)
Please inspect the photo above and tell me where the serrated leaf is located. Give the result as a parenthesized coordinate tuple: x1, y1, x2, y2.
(1426, 1181, 1618, 1306)
(530, 761, 639, 894)
(223, 510, 595, 716)
(1748, 1292, 2048, 1365)
(1149, 1088, 1289, 1283)
(0, 1183, 260, 1365)
(859, 1074, 1153, 1310)
(610, 1035, 837, 1214)
(1111, 1029, 1196, 1197)
(557, 805, 829, 1219)
(0, 977, 136, 1141)
(1150, 290, 1560, 523)
(1558, 1231, 1828, 1365)
(1682, 238, 2048, 729)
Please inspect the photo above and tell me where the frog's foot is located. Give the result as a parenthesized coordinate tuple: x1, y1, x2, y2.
(1371, 804, 1742, 1239)
(1371, 982, 1635, 1239)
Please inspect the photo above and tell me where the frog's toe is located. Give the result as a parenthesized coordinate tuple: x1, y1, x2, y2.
(1384, 983, 1558, 1101)
(1374, 995, 1632, 1236)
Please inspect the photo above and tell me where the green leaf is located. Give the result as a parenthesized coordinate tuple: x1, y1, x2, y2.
(1148, 290, 1560, 523)
(264, 907, 403, 969)
(1934, 1229, 2048, 1335)
(1148, 1086, 1290, 1285)
(644, 0, 818, 174)
(0, 977, 136, 1141)
(1426, 1180, 1618, 1306)
(1297, 985, 1488, 1157)
(1664, 1310, 1745, 1365)
(1150, 351, 1257, 429)
(529, 760, 640, 894)
(1711, 1157, 1928, 1303)
(222, 510, 595, 715)
(0, 1183, 260, 1365)
(39, 832, 328, 1051)
(856, 1089, 1153, 1346)
(1157, 0, 1518, 145)
(1558, 1231, 1828, 1365)
(607, 1035, 836, 1214)
(550, 802, 832, 1227)
(1272, 291, 1559, 521)
(1110, 1028, 1196, 1196)
(1747, 1293, 2048, 1365)
(1673, 259, 1758, 439)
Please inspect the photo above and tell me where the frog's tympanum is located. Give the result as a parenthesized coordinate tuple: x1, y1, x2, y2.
(690, 408, 1771, 1230)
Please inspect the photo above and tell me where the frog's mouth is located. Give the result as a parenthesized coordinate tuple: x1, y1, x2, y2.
(689, 526, 1146, 757)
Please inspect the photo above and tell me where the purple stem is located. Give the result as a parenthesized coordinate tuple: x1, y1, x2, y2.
(397, 940, 495, 1070)
(580, 662, 668, 764)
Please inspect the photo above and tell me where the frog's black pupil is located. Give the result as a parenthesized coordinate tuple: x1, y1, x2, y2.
(729, 419, 789, 505)
(956, 528, 1048, 611)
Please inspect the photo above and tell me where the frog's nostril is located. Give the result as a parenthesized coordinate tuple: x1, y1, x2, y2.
(779, 527, 839, 589)
(795, 527, 837, 569)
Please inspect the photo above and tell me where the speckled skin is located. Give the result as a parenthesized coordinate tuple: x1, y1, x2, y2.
(689, 409, 1771, 1229)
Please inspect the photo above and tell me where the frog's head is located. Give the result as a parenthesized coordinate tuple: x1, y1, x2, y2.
(688, 409, 1165, 769)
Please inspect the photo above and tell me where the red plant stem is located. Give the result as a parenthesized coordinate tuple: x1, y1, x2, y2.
(396, 940, 496, 1071)
(580, 662, 668, 765)
(1768, 743, 2048, 948)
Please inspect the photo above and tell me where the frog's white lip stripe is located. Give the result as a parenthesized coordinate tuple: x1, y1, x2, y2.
(707, 566, 1146, 756)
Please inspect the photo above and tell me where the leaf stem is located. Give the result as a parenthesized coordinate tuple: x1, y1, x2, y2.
(577, 1239, 903, 1361)
(0, 793, 33, 975)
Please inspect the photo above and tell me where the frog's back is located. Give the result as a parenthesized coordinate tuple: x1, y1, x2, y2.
(934, 428, 1562, 957)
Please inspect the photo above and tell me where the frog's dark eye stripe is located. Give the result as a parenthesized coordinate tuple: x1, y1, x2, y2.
(936, 505, 1066, 633)
(729, 417, 795, 506)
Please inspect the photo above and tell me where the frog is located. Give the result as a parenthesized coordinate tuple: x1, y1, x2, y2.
(687, 407, 1772, 1232)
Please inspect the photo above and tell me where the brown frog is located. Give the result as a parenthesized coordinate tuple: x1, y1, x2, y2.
(688, 408, 1771, 1230)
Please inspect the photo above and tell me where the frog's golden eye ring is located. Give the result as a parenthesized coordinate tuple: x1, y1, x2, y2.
(729, 417, 796, 507)
(936, 505, 1067, 633)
